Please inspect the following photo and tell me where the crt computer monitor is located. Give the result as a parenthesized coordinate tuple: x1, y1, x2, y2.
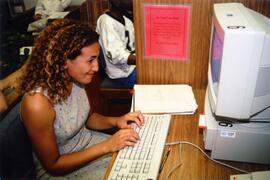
(206, 3, 270, 122)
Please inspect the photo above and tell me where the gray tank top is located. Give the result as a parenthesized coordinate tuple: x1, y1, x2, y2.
(25, 83, 93, 154)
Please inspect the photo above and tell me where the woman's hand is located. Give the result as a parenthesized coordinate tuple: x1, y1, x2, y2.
(104, 128, 140, 152)
(116, 111, 144, 129)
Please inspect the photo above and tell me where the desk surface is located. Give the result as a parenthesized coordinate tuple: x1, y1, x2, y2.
(104, 89, 270, 179)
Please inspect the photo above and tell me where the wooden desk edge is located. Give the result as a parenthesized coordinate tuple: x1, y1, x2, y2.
(104, 152, 118, 179)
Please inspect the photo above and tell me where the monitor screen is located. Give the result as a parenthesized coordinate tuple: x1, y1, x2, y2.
(206, 3, 270, 122)
(210, 28, 223, 96)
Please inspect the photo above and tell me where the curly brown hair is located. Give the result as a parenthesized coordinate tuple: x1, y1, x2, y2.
(21, 19, 99, 104)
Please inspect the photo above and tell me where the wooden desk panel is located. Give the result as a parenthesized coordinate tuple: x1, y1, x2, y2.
(104, 89, 270, 179)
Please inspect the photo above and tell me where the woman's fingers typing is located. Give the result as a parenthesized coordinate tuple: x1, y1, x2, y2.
(107, 128, 140, 152)
(128, 111, 144, 128)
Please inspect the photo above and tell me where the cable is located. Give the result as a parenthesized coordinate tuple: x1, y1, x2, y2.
(164, 143, 182, 180)
(165, 161, 182, 180)
(164, 140, 250, 179)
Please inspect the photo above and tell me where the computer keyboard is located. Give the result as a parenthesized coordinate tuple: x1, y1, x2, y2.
(108, 114, 171, 180)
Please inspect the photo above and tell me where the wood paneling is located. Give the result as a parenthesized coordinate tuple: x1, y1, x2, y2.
(134, 0, 270, 89)
(80, 0, 109, 29)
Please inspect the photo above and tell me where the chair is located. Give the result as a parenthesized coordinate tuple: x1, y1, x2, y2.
(0, 100, 35, 179)
(98, 48, 133, 116)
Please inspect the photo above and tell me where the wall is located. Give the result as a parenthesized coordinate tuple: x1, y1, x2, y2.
(134, 0, 270, 89)
(80, 0, 109, 29)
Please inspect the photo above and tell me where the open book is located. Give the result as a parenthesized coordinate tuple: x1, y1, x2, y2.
(133, 84, 198, 114)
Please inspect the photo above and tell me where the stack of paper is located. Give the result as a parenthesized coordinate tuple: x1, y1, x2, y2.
(133, 84, 198, 114)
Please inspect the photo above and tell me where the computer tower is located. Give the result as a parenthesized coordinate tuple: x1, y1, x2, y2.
(203, 92, 270, 164)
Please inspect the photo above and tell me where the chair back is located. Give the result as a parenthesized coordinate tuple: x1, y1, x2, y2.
(0, 101, 35, 179)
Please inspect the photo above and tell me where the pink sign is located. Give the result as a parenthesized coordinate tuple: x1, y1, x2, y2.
(144, 5, 190, 61)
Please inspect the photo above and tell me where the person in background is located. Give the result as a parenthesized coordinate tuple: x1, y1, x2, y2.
(20, 19, 144, 179)
(34, 0, 71, 20)
(96, 0, 136, 86)
(0, 63, 27, 113)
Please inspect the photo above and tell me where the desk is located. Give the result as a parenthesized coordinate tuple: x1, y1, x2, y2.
(104, 89, 270, 179)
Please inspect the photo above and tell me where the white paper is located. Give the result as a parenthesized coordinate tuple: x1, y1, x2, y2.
(134, 84, 198, 114)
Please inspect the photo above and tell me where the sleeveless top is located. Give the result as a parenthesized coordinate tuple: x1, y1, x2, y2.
(24, 83, 93, 154)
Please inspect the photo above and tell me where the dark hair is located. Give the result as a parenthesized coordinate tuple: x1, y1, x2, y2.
(21, 19, 99, 104)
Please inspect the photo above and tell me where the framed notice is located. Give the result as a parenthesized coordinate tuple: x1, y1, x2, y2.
(144, 5, 191, 61)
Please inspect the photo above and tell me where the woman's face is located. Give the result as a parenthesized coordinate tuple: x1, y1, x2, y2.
(65, 42, 100, 84)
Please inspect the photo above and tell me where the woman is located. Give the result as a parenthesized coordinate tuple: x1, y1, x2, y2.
(20, 19, 144, 179)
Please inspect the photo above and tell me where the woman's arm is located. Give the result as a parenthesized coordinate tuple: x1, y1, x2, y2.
(21, 93, 140, 175)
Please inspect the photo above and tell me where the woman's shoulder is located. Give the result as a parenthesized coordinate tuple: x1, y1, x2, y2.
(21, 92, 55, 125)
(22, 92, 52, 112)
